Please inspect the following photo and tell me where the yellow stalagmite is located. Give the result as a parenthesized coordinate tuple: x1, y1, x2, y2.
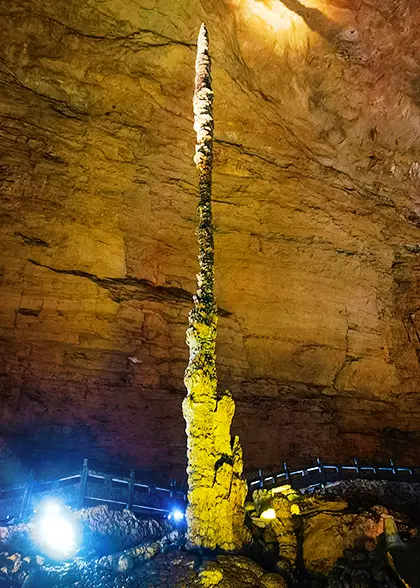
(182, 23, 249, 551)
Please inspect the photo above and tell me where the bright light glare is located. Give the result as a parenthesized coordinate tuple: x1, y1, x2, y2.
(39, 515, 76, 555)
(43, 501, 61, 516)
(247, 0, 297, 31)
(33, 501, 79, 559)
(261, 508, 277, 520)
(169, 509, 185, 523)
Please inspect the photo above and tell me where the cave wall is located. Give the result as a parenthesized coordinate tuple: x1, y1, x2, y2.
(1, 0, 420, 479)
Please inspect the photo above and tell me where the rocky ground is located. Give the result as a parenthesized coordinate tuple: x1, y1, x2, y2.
(0, 480, 417, 587)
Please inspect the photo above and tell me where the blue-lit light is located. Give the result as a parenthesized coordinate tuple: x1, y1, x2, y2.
(168, 508, 185, 523)
(32, 500, 80, 560)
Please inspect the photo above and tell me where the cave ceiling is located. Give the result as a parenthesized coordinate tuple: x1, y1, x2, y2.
(1, 0, 420, 477)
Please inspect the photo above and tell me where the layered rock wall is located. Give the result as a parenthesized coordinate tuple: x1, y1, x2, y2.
(1, 0, 420, 477)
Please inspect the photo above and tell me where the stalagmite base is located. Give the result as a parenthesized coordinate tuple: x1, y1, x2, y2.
(182, 23, 249, 552)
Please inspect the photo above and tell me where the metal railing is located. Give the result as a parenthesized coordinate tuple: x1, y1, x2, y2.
(246, 457, 420, 493)
(2, 457, 420, 522)
(0, 459, 186, 522)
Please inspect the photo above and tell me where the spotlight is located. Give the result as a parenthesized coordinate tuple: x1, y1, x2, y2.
(260, 508, 276, 520)
(168, 509, 185, 523)
(32, 500, 80, 560)
(43, 501, 61, 516)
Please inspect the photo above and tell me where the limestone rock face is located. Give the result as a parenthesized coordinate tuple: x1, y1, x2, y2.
(1, 0, 420, 475)
(75, 505, 172, 553)
(302, 511, 384, 576)
(252, 488, 300, 567)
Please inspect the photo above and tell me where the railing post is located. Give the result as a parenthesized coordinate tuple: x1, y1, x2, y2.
(126, 469, 135, 511)
(19, 470, 34, 520)
(170, 478, 176, 498)
(182, 483, 188, 502)
(354, 457, 361, 476)
(283, 462, 290, 483)
(78, 459, 89, 509)
(258, 468, 264, 489)
(317, 457, 327, 487)
(390, 458, 397, 475)
(104, 474, 112, 497)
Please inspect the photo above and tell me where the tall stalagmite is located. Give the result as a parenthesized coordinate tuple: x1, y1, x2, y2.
(182, 23, 249, 551)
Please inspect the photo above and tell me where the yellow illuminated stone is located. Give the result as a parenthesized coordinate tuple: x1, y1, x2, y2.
(291, 504, 300, 515)
(261, 508, 277, 520)
(272, 485, 291, 494)
(182, 23, 249, 552)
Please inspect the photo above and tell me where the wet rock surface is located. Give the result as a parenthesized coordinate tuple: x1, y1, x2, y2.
(1, 0, 420, 475)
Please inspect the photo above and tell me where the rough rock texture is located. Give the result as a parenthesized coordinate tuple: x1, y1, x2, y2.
(2, 488, 418, 586)
(248, 481, 418, 579)
(0, 507, 172, 555)
(75, 505, 173, 553)
(96, 528, 179, 571)
(325, 547, 401, 588)
(318, 479, 420, 511)
(1, 550, 289, 587)
(1, 0, 420, 475)
(251, 488, 299, 567)
(302, 510, 384, 576)
(182, 23, 248, 551)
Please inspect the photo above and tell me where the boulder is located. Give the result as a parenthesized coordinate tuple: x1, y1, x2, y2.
(197, 556, 287, 587)
(76, 505, 172, 552)
(302, 511, 385, 576)
(252, 487, 299, 567)
(261, 572, 288, 588)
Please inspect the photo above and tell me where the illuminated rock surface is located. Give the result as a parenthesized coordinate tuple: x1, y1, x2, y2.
(1, 0, 420, 474)
(182, 23, 248, 551)
(0, 506, 172, 556)
(302, 510, 385, 576)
